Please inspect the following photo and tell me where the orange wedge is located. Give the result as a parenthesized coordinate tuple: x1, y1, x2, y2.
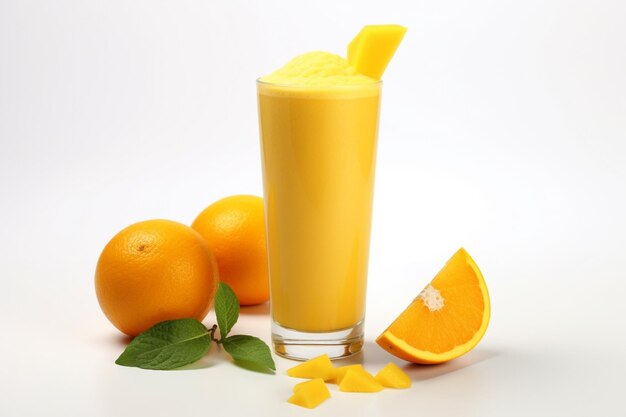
(376, 248, 490, 364)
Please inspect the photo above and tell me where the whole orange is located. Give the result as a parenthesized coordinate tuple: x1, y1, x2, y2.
(95, 219, 218, 336)
(192, 195, 269, 306)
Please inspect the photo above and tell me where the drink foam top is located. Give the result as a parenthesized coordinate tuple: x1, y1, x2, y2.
(261, 51, 376, 87)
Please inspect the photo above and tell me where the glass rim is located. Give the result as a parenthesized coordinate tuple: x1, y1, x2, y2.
(256, 77, 382, 90)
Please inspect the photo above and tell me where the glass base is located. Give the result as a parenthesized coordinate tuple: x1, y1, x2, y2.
(272, 320, 364, 361)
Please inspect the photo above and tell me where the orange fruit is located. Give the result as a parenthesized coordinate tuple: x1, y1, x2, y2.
(95, 219, 219, 336)
(376, 248, 490, 364)
(191, 195, 269, 306)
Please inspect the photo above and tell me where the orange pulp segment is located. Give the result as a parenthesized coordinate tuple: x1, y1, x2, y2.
(374, 362, 412, 388)
(328, 364, 365, 384)
(286, 354, 336, 381)
(288, 378, 330, 409)
(347, 24, 407, 79)
(338, 368, 383, 393)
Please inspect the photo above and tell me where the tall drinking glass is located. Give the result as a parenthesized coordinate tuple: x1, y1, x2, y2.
(257, 80, 381, 360)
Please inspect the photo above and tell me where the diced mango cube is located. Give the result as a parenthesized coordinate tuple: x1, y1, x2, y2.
(288, 378, 330, 409)
(347, 24, 407, 80)
(287, 354, 337, 381)
(374, 362, 412, 389)
(338, 368, 383, 393)
(328, 364, 365, 384)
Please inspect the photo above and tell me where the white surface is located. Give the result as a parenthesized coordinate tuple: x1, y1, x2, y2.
(1, 1, 625, 416)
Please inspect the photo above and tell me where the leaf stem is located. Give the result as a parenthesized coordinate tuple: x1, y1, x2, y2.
(208, 324, 221, 344)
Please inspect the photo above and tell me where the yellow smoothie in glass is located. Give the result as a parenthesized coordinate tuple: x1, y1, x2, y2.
(258, 52, 380, 334)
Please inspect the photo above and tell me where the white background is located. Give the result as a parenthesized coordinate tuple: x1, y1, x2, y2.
(1, 1, 625, 416)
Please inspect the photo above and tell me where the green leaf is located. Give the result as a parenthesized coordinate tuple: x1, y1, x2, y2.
(214, 282, 239, 339)
(115, 319, 211, 370)
(222, 335, 276, 374)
